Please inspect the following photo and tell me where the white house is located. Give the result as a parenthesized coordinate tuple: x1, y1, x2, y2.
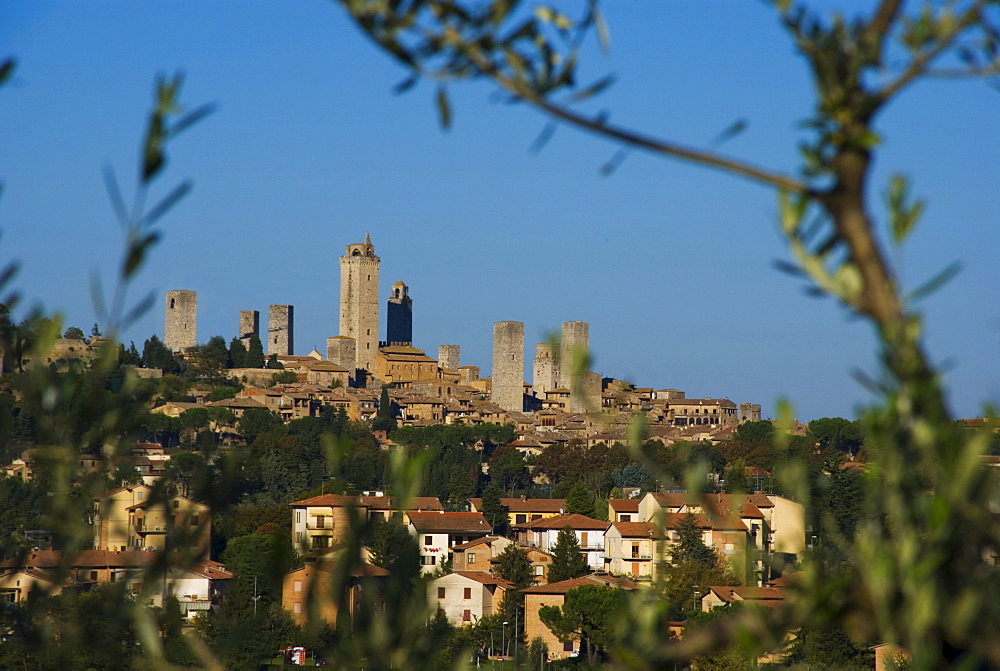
(427, 571, 511, 625)
(407, 511, 492, 574)
(513, 513, 610, 570)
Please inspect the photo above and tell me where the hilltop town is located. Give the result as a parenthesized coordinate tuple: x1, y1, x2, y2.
(0, 236, 991, 669)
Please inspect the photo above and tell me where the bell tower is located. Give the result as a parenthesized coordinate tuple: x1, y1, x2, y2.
(339, 233, 380, 372)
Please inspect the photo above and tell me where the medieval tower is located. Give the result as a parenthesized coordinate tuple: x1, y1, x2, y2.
(533, 342, 559, 396)
(438, 345, 460, 372)
(339, 234, 380, 373)
(386, 281, 413, 346)
(491, 321, 524, 412)
(558, 320, 590, 389)
(268, 304, 294, 356)
(239, 310, 260, 348)
(327, 335, 357, 373)
(164, 290, 197, 352)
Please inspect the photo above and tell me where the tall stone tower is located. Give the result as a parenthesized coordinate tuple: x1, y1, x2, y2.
(164, 290, 196, 352)
(386, 281, 413, 346)
(239, 310, 259, 348)
(339, 234, 380, 373)
(559, 321, 590, 389)
(533, 342, 559, 396)
(740, 403, 762, 423)
(268, 305, 294, 356)
(491, 321, 524, 413)
(438, 345, 460, 372)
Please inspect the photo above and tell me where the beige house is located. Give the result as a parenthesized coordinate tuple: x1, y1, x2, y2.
(428, 571, 511, 625)
(514, 513, 610, 571)
(125, 494, 211, 553)
(452, 536, 512, 573)
(93, 485, 153, 551)
(607, 498, 640, 522)
(283, 557, 389, 626)
(289, 493, 444, 553)
(0, 568, 62, 604)
(468, 497, 567, 527)
(701, 585, 786, 610)
(522, 575, 637, 660)
(604, 521, 659, 581)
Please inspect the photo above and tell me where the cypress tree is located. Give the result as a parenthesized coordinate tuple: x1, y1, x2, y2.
(246, 334, 265, 368)
(548, 526, 589, 582)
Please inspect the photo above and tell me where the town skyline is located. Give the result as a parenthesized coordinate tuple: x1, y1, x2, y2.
(2, 2, 997, 422)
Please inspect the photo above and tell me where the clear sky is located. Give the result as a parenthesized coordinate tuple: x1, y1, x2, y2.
(1, 2, 997, 421)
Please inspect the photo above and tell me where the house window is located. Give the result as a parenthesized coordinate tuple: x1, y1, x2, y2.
(191, 515, 199, 527)
(294, 580, 302, 593)
(173, 500, 179, 508)
(535, 565, 544, 576)
(421, 556, 437, 566)
(424, 536, 433, 546)
(316, 516, 327, 529)
(531, 514, 542, 521)
(563, 641, 574, 652)
(293, 602, 302, 614)
(464, 588, 471, 600)
(468, 553, 476, 564)
(312, 536, 330, 549)
(296, 511, 303, 524)
(462, 609, 471, 622)
(136, 491, 143, 501)
(438, 587, 446, 599)
(620, 514, 632, 522)
(90, 571, 98, 581)
(515, 514, 527, 524)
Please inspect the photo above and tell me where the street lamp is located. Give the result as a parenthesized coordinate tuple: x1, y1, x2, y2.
(502, 621, 509, 658)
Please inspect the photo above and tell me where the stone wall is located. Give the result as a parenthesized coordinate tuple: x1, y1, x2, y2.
(164, 290, 196, 352)
(327, 336, 357, 374)
(239, 310, 259, 348)
(491, 321, 524, 412)
(740, 403, 762, 422)
(438, 344, 460, 372)
(268, 304, 294, 356)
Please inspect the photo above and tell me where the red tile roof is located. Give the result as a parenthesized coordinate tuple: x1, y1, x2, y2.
(514, 513, 610, 531)
(408, 511, 492, 533)
(608, 498, 640, 513)
(469, 498, 567, 514)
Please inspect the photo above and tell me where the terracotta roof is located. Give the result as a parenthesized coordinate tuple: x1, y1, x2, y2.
(181, 559, 234, 580)
(452, 536, 504, 551)
(662, 512, 748, 533)
(707, 585, 786, 606)
(361, 496, 443, 511)
(521, 574, 637, 595)
(469, 498, 566, 514)
(289, 494, 362, 507)
(0, 550, 157, 570)
(451, 570, 513, 589)
(408, 511, 492, 533)
(514, 513, 610, 531)
(608, 498, 640, 513)
(610, 521, 659, 538)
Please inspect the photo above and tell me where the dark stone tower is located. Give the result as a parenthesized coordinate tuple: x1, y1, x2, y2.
(386, 281, 413, 346)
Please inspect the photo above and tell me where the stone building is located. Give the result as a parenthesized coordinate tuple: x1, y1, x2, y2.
(491, 321, 524, 413)
(532, 342, 558, 397)
(438, 344, 460, 372)
(239, 310, 259, 348)
(268, 304, 294, 356)
(740, 403, 762, 423)
(558, 320, 589, 389)
(386, 280, 413, 346)
(164, 290, 196, 352)
(326, 335, 357, 374)
(374, 345, 438, 386)
(339, 234, 380, 373)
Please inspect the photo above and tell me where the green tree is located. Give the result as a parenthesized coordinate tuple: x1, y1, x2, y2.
(62, 325, 85, 340)
(722, 457, 751, 494)
(245, 333, 265, 368)
(265, 353, 283, 369)
(494, 542, 533, 589)
(547, 526, 589, 583)
(368, 517, 420, 578)
(118, 340, 142, 366)
(229, 336, 248, 368)
(539, 585, 626, 665)
(479, 483, 510, 536)
(734, 420, 775, 446)
(672, 513, 716, 567)
(488, 444, 529, 495)
(372, 385, 397, 432)
(565, 481, 596, 518)
(237, 407, 283, 443)
(142, 334, 178, 373)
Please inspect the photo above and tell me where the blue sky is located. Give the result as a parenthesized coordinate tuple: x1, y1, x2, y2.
(1, 2, 997, 421)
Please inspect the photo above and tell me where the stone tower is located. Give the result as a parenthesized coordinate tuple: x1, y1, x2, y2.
(268, 305, 294, 356)
(164, 290, 196, 352)
(386, 281, 413, 346)
(239, 310, 259, 348)
(339, 234, 380, 373)
(327, 335, 357, 373)
(533, 342, 559, 397)
(559, 321, 590, 389)
(491, 321, 524, 413)
(438, 345, 460, 372)
(740, 403, 762, 423)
